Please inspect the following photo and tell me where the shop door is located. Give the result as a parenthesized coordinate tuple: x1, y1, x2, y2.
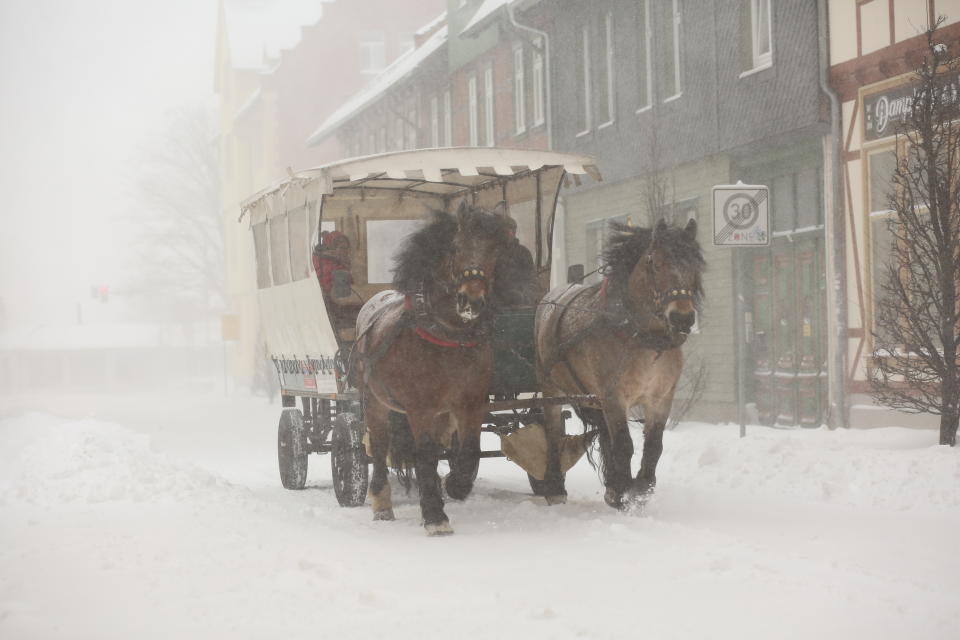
(749, 235, 827, 426)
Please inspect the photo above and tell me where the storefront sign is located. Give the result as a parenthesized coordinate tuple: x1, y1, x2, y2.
(864, 71, 960, 141)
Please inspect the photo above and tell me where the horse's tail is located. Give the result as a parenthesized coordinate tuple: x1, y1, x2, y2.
(387, 411, 416, 493)
(575, 406, 607, 479)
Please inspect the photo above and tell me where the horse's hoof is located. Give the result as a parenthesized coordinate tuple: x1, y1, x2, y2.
(424, 521, 454, 536)
(544, 494, 567, 506)
(604, 487, 626, 510)
(442, 475, 473, 502)
(373, 509, 395, 521)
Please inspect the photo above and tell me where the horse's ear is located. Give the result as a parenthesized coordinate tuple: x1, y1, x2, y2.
(684, 217, 697, 238)
(455, 200, 470, 227)
(653, 218, 668, 242)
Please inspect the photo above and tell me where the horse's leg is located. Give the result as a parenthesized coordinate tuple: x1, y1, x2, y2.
(409, 411, 452, 536)
(600, 403, 634, 510)
(444, 406, 482, 501)
(364, 395, 394, 521)
(540, 399, 567, 504)
(632, 409, 666, 500)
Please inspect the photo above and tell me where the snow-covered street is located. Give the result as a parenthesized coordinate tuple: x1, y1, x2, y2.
(1, 391, 958, 639)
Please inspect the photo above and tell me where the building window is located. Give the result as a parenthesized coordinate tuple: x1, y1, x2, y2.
(378, 127, 386, 153)
(662, 0, 682, 101)
(868, 148, 898, 344)
(750, 0, 772, 69)
(394, 116, 404, 150)
(405, 99, 417, 149)
(636, 0, 652, 111)
(484, 66, 495, 146)
(359, 32, 386, 75)
(514, 43, 526, 134)
(532, 37, 545, 126)
(598, 12, 615, 126)
(468, 75, 478, 146)
(430, 96, 439, 147)
(443, 90, 452, 146)
(576, 26, 591, 134)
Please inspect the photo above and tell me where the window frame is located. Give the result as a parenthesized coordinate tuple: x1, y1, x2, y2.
(750, 0, 773, 70)
(484, 65, 495, 146)
(532, 37, 545, 126)
(468, 75, 479, 146)
(663, 0, 683, 103)
(443, 90, 452, 146)
(513, 42, 526, 135)
(359, 31, 386, 75)
(636, 0, 653, 114)
(576, 26, 592, 136)
(598, 11, 616, 128)
(430, 96, 439, 147)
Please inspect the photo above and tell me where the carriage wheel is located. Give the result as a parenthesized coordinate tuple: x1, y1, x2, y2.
(278, 408, 308, 490)
(527, 473, 564, 496)
(331, 413, 369, 507)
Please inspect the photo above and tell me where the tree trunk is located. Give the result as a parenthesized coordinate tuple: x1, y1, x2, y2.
(940, 410, 958, 446)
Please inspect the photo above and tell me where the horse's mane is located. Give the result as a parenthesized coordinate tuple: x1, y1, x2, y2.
(601, 220, 705, 301)
(392, 206, 509, 293)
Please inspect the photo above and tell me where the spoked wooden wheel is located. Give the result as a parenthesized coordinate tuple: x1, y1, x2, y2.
(278, 408, 308, 490)
(330, 413, 369, 507)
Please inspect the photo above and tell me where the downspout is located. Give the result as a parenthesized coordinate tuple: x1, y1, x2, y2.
(506, 2, 552, 150)
(817, 0, 848, 429)
(508, 1, 564, 284)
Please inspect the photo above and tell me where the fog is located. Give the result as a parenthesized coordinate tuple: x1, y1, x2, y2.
(0, 0, 216, 329)
(1, 3, 958, 636)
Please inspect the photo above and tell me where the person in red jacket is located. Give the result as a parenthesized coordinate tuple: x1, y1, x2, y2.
(312, 231, 353, 302)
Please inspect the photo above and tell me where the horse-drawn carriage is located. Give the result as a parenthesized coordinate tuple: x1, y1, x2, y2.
(241, 147, 703, 534)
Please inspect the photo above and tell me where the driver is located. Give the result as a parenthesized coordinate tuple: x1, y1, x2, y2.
(494, 216, 538, 307)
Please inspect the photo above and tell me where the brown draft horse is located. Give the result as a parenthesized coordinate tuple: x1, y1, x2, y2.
(352, 203, 510, 535)
(535, 218, 704, 509)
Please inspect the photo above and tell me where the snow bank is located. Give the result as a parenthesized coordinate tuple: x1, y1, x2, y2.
(661, 422, 960, 512)
(0, 413, 232, 506)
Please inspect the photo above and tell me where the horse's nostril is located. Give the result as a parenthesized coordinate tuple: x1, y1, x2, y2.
(669, 312, 695, 332)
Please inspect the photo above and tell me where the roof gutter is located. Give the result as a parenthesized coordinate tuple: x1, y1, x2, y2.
(506, 2, 552, 150)
(817, 0, 848, 429)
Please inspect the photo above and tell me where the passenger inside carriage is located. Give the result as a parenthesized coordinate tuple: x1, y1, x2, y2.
(494, 216, 538, 307)
(312, 230, 361, 339)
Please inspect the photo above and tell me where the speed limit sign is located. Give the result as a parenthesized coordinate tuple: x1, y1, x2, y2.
(712, 183, 770, 247)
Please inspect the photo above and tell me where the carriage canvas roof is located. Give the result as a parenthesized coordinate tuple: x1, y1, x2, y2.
(240, 147, 599, 221)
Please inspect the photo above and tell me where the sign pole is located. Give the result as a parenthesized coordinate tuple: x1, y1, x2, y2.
(735, 249, 746, 438)
(712, 181, 770, 439)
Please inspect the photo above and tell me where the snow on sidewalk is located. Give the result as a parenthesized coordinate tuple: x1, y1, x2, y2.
(0, 395, 958, 639)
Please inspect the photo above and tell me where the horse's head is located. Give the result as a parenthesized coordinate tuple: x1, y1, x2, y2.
(391, 202, 510, 325)
(449, 202, 509, 322)
(603, 218, 703, 336)
(638, 218, 703, 334)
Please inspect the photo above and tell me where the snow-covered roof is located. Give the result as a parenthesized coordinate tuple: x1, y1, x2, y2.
(305, 25, 448, 147)
(223, 0, 327, 71)
(415, 10, 447, 37)
(460, 0, 510, 37)
(0, 324, 217, 351)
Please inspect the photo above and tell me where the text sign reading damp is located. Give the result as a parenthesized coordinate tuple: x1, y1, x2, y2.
(712, 183, 770, 247)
